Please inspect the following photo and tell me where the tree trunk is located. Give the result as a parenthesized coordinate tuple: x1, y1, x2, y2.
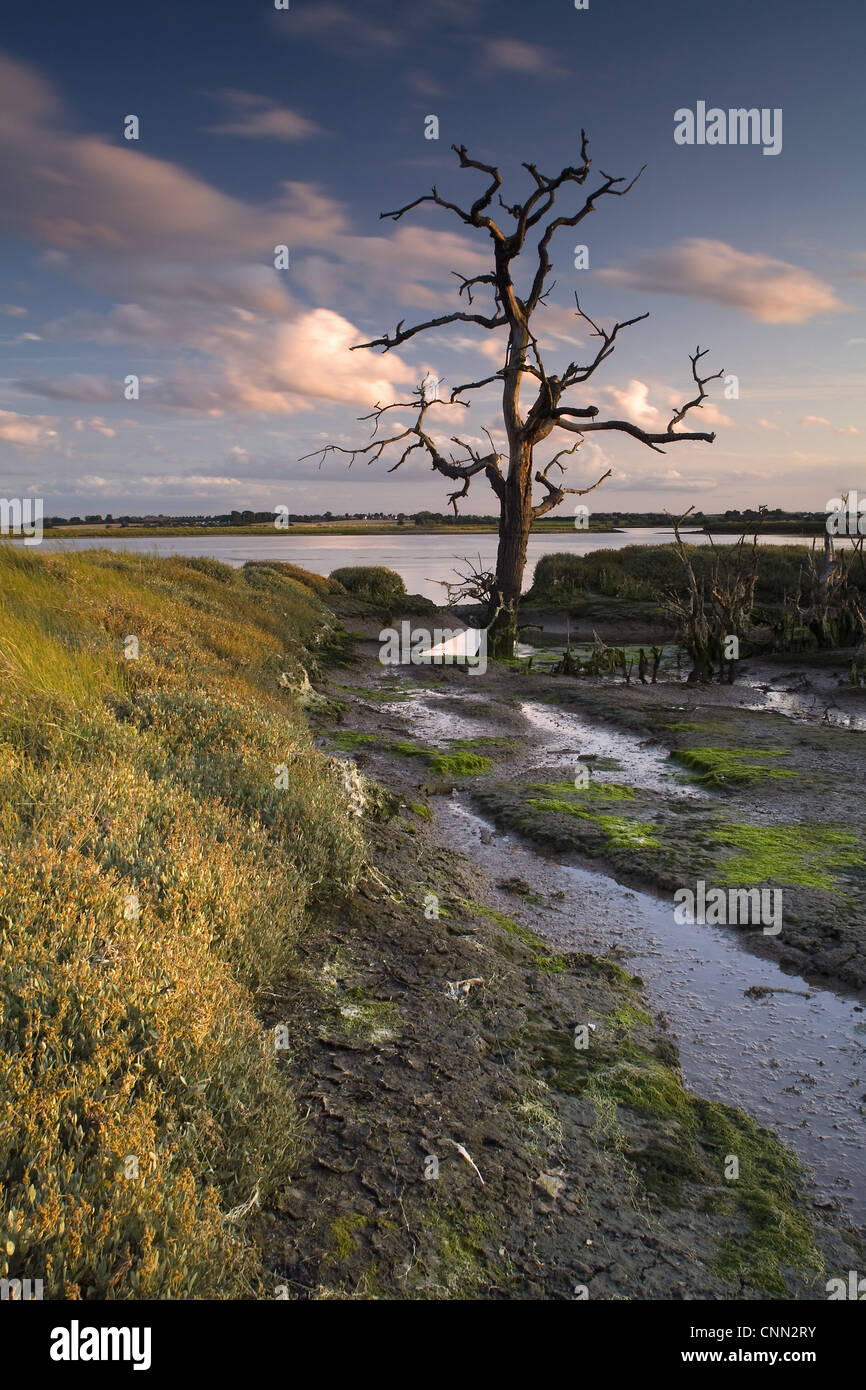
(488, 443, 532, 658)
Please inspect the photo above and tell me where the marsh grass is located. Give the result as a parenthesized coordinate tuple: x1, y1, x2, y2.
(0, 547, 365, 1297)
(528, 543, 865, 608)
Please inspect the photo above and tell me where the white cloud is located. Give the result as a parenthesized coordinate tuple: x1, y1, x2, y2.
(0, 408, 58, 446)
(205, 90, 324, 142)
(18, 308, 414, 415)
(140, 474, 244, 489)
(596, 379, 661, 426)
(599, 238, 845, 324)
(482, 38, 565, 75)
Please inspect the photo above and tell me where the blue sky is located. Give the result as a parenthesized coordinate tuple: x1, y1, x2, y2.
(0, 0, 863, 515)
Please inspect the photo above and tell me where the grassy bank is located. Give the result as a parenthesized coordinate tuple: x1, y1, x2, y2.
(0, 546, 366, 1298)
(526, 543, 865, 608)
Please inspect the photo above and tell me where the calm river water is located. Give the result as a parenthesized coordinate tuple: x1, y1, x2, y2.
(34, 528, 829, 603)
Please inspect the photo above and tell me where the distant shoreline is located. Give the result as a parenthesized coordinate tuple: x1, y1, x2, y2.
(32, 520, 832, 541)
(39, 521, 625, 539)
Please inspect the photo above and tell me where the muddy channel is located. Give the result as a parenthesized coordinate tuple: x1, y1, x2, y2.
(365, 675, 866, 1227)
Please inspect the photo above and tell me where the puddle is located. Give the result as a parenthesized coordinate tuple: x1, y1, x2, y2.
(439, 798, 866, 1225)
(376, 691, 706, 797)
(517, 642, 683, 679)
(733, 675, 866, 731)
(518, 700, 707, 798)
(376, 689, 517, 747)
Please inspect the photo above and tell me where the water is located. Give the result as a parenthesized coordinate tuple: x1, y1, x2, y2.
(440, 799, 866, 1222)
(367, 679, 866, 1221)
(517, 699, 708, 798)
(30, 527, 841, 604)
(380, 688, 708, 796)
(733, 672, 866, 732)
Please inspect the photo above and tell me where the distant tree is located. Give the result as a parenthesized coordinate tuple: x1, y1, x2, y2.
(307, 139, 720, 655)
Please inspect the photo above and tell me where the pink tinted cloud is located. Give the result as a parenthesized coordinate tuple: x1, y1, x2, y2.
(598, 238, 845, 323)
(205, 90, 324, 142)
(482, 38, 565, 76)
(0, 409, 59, 446)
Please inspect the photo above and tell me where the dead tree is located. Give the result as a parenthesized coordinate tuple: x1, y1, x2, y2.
(304, 140, 720, 657)
(794, 536, 866, 651)
(709, 535, 759, 682)
(665, 511, 716, 681)
(665, 511, 758, 682)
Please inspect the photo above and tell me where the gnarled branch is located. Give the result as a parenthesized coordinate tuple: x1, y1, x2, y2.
(667, 346, 725, 432)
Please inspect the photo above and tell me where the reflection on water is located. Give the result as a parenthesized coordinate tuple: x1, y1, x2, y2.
(28, 527, 845, 604)
(734, 673, 866, 731)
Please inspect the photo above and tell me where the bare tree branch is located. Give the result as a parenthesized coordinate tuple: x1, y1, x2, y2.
(526, 160, 646, 314)
(558, 295, 650, 388)
(352, 307, 506, 353)
(666, 346, 725, 431)
(553, 415, 715, 454)
(531, 459, 612, 519)
(300, 385, 504, 513)
(379, 143, 506, 241)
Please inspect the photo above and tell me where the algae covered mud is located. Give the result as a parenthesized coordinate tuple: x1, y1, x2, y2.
(334, 674, 866, 1220)
(365, 671, 866, 1218)
(285, 566, 866, 1299)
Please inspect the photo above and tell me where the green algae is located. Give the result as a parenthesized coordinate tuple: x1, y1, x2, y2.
(458, 898, 567, 972)
(428, 750, 492, 777)
(338, 735, 492, 777)
(410, 1199, 504, 1298)
(446, 736, 519, 749)
(525, 1010, 823, 1296)
(713, 822, 863, 888)
(672, 746, 796, 787)
(329, 731, 379, 751)
(327, 1213, 369, 1263)
(530, 779, 638, 801)
(528, 796, 661, 850)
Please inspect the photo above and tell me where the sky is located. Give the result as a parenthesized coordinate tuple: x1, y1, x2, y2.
(0, 0, 864, 517)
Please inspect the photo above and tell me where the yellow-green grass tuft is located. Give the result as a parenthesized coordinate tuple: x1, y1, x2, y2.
(0, 545, 365, 1297)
